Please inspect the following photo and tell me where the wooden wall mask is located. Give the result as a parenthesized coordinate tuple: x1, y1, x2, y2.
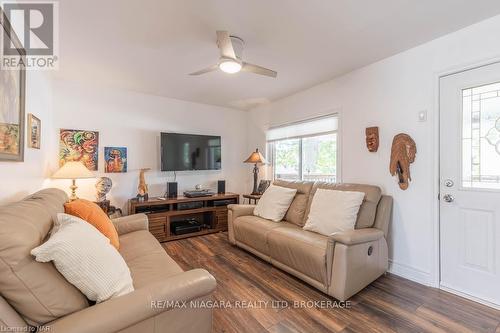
(365, 127, 379, 152)
(389, 133, 417, 190)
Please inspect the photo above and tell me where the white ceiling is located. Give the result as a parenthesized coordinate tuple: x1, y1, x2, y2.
(55, 0, 500, 110)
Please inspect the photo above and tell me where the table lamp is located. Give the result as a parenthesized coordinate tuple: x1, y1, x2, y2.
(244, 148, 267, 195)
(52, 161, 94, 200)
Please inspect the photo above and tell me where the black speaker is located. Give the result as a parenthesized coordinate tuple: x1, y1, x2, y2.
(166, 182, 178, 198)
(217, 180, 225, 194)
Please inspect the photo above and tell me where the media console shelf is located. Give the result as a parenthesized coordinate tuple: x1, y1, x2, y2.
(128, 193, 239, 242)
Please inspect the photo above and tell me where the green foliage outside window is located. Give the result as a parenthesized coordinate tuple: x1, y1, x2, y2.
(273, 134, 336, 179)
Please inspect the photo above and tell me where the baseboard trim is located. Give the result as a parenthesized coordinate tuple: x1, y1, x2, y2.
(440, 284, 500, 310)
(388, 260, 432, 286)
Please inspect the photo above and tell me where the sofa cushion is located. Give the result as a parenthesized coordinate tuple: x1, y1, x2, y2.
(303, 189, 365, 236)
(273, 180, 314, 226)
(31, 213, 134, 303)
(267, 223, 329, 284)
(232, 215, 282, 255)
(64, 199, 120, 249)
(0, 189, 89, 326)
(119, 230, 183, 288)
(0, 295, 29, 331)
(254, 185, 297, 222)
(305, 183, 382, 229)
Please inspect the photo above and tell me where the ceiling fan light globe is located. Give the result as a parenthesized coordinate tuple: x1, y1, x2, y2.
(219, 60, 242, 74)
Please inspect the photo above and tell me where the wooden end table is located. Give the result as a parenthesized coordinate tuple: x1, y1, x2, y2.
(242, 194, 262, 204)
(94, 200, 122, 218)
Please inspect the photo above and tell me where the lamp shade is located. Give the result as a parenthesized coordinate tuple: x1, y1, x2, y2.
(52, 161, 94, 179)
(244, 148, 267, 164)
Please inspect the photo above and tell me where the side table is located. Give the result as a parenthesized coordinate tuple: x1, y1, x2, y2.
(94, 200, 123, 218)
(242, 194, 262, 204)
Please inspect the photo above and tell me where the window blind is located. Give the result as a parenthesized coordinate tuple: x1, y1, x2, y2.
(266, 115, 338, 142)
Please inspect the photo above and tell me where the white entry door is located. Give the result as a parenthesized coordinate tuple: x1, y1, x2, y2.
(440, 62, 500, 307)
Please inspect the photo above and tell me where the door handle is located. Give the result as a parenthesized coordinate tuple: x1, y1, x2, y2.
(442, 194, 454, 203)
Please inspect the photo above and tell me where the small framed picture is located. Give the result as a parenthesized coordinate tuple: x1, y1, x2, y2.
(104, 147, 127, 173)
(27, 114, 41, 149)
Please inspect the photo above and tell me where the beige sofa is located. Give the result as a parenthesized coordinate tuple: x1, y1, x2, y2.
(228, 180, 393, 301)
(0, 189, 216, 333)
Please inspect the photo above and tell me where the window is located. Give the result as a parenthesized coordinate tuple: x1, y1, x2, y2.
(462, 82, 500, 189)
(267, 115, 338, 182)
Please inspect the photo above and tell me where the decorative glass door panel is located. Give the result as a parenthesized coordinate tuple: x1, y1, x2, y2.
(462, 82, 500, 189)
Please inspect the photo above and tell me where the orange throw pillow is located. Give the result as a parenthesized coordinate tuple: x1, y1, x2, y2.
(64, 199, 120, 249)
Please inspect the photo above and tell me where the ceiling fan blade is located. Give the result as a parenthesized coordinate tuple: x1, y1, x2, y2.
(189, 64, 219, 76)
(216, 30, 236, 60)
(242, 62, 277, 78)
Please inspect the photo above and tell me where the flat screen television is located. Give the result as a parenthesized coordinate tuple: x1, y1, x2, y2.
(161, 133, 221, 171)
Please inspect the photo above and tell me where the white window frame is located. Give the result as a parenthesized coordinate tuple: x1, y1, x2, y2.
(266, 113, 341, 183)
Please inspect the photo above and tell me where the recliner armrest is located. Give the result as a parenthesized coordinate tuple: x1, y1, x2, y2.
(46, 269, 216, 333)
(112, 213, 149, 235)
(330, 228, 384, 245)
(227, 204, 255, 219)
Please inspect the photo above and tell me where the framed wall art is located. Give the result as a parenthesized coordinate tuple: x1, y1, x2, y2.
(104, 147, 127, 173)
(28, 114, 41, 149)
(0, 8, 26, 161)
(59, 129, 99, 170)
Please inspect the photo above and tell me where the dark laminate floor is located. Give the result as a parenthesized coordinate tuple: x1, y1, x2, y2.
(162, 232, 500, 333)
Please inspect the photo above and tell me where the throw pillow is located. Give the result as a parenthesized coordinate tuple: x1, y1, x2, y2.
(303, 189, 365, 236)
(65, 199, 120, 249)
(254, 185, 297, 222)
(31, 213, 134, 303)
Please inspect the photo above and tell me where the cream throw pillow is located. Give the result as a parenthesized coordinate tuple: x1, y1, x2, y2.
(31, 213, 134, 303)
(303, 189, 365, 236)
(254, 185, 297, 222)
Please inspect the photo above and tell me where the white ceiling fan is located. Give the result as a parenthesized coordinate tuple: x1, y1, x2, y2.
(189, 31, 277, 78)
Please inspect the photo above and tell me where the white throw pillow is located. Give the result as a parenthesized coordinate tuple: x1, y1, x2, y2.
(254, 185, 297, 222)
(303, 189, 365, 236)
(31, 213, 134, 303)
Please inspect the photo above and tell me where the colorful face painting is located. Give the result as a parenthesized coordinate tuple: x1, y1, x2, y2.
(59, 129, 99, 170)
(104, 147, 127, 173)
(0, 123, 19, 155)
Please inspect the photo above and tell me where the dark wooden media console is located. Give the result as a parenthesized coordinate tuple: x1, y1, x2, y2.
(128, 193, 239, 242)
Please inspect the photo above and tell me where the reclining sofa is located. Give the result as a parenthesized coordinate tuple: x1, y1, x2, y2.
(228, 180, 393, 301)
